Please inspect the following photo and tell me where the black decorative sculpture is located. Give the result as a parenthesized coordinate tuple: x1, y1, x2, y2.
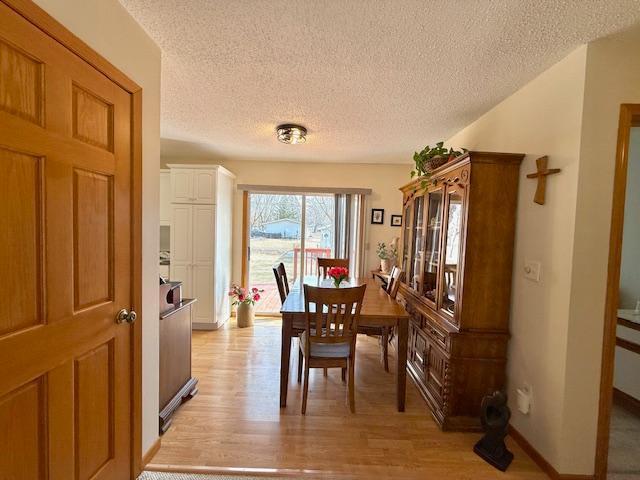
(473, 391, 513, 471)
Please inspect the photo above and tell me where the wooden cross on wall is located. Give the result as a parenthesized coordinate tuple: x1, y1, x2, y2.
(526, 156, 561, 205)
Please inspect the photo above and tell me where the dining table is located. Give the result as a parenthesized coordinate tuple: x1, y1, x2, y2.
(279, 276, 410, 411)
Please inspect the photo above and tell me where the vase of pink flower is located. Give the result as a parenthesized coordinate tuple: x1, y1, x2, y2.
(229, 284, 263, 328)
(327, 266, 349, 288)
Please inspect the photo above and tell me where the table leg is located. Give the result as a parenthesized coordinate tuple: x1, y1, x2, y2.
(280, 315, 293, 408)
(396, 318, 408, 412)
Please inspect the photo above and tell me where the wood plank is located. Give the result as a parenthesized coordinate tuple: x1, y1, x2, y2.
(147, 318, 546, 479)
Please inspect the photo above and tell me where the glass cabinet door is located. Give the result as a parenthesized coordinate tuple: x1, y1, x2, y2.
(440, 186, 464, 318)
(401, 203, 412, 275)
(408, 196, 424, 291)
(422, 189, 443, 305)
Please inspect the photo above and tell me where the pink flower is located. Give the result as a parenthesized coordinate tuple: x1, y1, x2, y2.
(252, 287, 259, 293)
(238, 294, 245, 301)
(328, 266, 349, 279)
(253, 293, 261, 302)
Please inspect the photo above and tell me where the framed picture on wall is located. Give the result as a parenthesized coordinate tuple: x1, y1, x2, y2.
(371, 208, 384, 225)
(391, 215, 402, 227)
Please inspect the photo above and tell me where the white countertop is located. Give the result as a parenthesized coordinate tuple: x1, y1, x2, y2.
(618, 309, 640, 324)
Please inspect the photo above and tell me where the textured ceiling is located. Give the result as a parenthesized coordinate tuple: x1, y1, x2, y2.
(120, 0, 640, 163)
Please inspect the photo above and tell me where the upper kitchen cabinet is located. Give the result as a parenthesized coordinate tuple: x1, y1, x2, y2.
(168, 165, 218, 204)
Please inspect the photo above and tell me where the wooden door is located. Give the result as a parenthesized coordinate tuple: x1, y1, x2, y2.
(0, 3, 134, 479)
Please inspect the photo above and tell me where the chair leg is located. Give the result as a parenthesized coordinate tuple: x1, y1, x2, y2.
(341, 367, 346, 382)
(348, 356, 355, 413)
(382, 329, 389, 373)
(323, 367, 328, 377)
(297, 349, 303, 383)
(302, 362, 310, 415)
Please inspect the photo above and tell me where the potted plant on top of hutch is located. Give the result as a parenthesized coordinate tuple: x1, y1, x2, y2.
(398, 146, 524, 431)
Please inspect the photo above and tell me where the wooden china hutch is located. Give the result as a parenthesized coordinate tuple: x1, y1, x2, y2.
(398, 151, 524, 431)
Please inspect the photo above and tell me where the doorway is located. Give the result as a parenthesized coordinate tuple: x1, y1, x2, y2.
(247, 192, 336, 314)
(596, 104, 640, 478)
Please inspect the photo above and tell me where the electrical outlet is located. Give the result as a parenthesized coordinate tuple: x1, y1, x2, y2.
(517, 383, 533, 415)
(524, 260, 541, 282)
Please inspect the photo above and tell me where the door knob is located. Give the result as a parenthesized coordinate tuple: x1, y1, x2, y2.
(115, 309, 137, 324)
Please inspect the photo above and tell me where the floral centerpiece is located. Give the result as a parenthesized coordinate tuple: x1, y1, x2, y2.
(229, 285, 263, 328)
(327, 266, 349, 288)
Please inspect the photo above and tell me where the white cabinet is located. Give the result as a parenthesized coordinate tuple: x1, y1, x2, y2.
(193, 170, 216, 204)
(160, 169, 171, 225)
(168, 164, 235, 329)
(169, 166, 218, 204)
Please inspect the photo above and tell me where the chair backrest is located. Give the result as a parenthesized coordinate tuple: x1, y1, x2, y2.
(317, 257, 350, 278)
(386, 266, 403, 299)
(303, 284, 366, 344)
(272, 262, 290, 304)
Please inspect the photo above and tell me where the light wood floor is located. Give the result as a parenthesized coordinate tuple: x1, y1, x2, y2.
(148, 318, 547, 479)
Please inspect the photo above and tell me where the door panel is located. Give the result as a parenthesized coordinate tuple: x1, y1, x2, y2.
(0, 36, 44, 126)
(75, 342, 114, 480)
(171, 169, 193, 203)
(170, 264, 191, 297)
(192, 264, 213, 324)
(193, 205, 214, 263)
(0, 3, 134, 478)
(193, 170, 215, 204)
(0, 147, 43, 335)
(171, 205, 192, 264)
(0, 378, 45, 479)
(73, 168, 114, 310)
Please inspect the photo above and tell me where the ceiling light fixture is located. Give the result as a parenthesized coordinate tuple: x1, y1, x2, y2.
(276, 124, 307, 144)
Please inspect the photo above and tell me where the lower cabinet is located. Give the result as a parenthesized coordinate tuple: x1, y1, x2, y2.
(408, 319, 450, 426)
(405, 309, 509, 431)
(159, 300, 198, 434)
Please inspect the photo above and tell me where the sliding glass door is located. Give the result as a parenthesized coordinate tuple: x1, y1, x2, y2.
(301, 194, 335, 280)
(248, 193, 302, 315)
(246, 191, 364, 315)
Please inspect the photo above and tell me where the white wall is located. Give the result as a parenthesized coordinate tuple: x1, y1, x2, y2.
(161, 157, 411, 283)
(561, 25, 640, 473)
(447, 46, 587, 472)
(33, 0, 162, 455)
(446, 24, 640, 475)
(619, 128, 640, 309)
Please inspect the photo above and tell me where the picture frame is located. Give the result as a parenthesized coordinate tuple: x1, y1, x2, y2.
(371, 208, 384, 225)
(391, 214, 402, 227)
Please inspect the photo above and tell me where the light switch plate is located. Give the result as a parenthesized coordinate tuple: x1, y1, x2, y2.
(524, 260, 541, 282)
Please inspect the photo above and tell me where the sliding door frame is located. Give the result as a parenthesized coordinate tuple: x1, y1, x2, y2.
(242, 189, 364, 315)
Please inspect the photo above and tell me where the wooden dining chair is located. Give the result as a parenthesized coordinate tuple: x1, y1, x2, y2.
(359, 267, 402, 373)
(317, 257, 349, 278)
(386, 266, 402, 299)
(272, 262, 290, 304)
(298, 284, 366, 414)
